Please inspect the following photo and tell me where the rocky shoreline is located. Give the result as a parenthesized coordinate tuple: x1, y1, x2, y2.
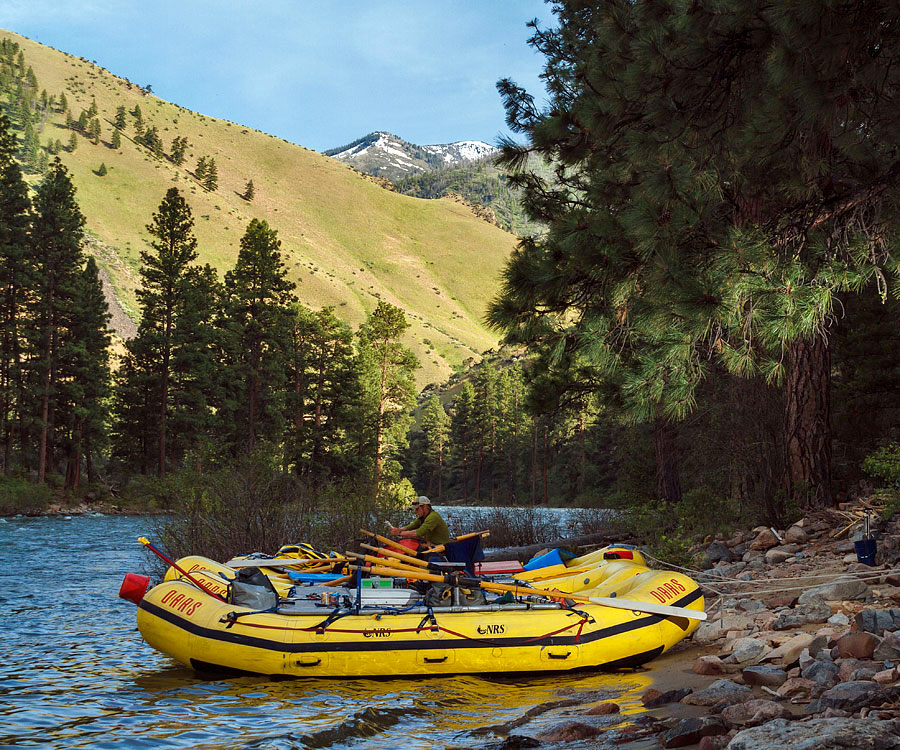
(533, 502, 900, 749)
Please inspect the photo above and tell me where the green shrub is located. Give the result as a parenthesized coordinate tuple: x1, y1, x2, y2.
(463, 506, 560, 548)
(0, 477, 53, 515)
(150, 449, 407, 570)
(862, 443, 900, 519)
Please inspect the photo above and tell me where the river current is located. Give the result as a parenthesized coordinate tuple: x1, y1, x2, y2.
(0, 515, 669, 749)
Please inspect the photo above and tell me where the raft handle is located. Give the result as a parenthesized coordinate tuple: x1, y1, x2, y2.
(547, 651, 571, 660)
(423, 656, 448, 664)
(296, 658, 322, 667)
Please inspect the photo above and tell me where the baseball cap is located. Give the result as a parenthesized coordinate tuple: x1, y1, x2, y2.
(411, 496, 431, 507)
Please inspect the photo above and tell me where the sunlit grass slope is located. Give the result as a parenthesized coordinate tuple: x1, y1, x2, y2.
(6, 30, 517, 386)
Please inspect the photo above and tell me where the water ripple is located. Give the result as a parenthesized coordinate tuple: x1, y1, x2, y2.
(1, 516, 651, 749)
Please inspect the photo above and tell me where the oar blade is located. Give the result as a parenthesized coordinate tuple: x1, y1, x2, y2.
(588, 596, 707, 621)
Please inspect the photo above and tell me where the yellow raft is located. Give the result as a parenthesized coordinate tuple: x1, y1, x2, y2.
(133, 546, 704, 678)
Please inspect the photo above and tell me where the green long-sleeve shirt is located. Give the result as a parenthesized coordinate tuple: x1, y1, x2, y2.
(403, 509, 450, 545)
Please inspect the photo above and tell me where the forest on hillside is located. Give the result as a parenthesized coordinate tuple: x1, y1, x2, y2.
(5, 4, 900, 563)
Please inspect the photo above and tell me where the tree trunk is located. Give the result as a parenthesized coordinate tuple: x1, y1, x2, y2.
(37, 285, 55, 484)
(654, 416, 682, 505)
(783, 334, 833, 507)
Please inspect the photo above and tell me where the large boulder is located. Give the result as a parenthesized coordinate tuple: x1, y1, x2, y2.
(742, 665, 788, 688)
(663, 716, 728, 748)
(836, 631, 880, 659)
(857, 608, 900, 636)
(750, 528, 780, 551)
(721, 699, 792, 728)
(798, 576, 869, 603)
(810, 681, 889, 713)
(727, 718, 900, 750)
(682, 680, 752, 707)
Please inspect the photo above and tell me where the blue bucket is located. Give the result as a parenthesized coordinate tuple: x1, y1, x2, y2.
(854, 538, 877, 566)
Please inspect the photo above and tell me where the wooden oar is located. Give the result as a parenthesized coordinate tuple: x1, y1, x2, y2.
(428, 530, 490, 556)
(360, 529, 418, 556)
(226, 557, 346, 569)
(347, 551, 432, 576)
(349, 563, 706, 621)
(359, 542, 429, 569)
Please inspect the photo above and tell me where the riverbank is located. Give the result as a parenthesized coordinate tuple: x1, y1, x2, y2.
(567, 501, 900, 749)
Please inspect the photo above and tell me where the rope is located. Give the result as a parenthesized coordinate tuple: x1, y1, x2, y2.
(218, 608, 591, 646)
(641, 549, 889, 599)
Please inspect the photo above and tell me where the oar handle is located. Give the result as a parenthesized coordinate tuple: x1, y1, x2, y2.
(138, 537, 227, 602)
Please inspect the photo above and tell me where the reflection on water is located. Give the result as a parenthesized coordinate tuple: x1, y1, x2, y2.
(1, 515, 654, 749)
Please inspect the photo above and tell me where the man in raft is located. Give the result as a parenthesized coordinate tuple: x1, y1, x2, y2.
(389, 495, 450, 548)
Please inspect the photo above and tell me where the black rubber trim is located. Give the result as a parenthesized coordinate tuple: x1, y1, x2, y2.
(139, 587, 702, 656)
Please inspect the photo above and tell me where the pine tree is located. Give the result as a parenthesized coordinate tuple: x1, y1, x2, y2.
(284, 305, 360, 484)
(89, 117, 101, 145)
(203, 158, 218, 191)
(490, 1, 900, 509)
(421, 396, 450, 500)
(136, 187, 199, 475)
(356, 301, 419, 498)
(222, 219, 296, 452)
(170, 135, 187, 166)
(0, 114, 32, 473)
(195, 155, 208, 181)
(110, 127, 121, 150)
(58, 92, 67, 113)
(242, 179, 254, 201)
(67, 132, 77, 152)
(114, 105, 126, 130)
(86, 96, 97, 118)
(168, 264, 224, 464)
(131, 104, 143, 133)
(62, 256, 111, 487)
(24, 161, 87, 483)
(96, 163, 107, 177)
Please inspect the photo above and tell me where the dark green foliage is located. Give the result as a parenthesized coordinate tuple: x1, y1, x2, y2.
(357, 301, 419, 497)
(195, 154, 208, 180)
(486, 0, 900, 511)
(62, 256, 112, 487)
(202, 157, 218, 191)
(138, 125, 162, 156)
(284, 305, 361, 484)
(0, 113, 31, 474)
(395, 155, 549, 237)
(221, 219, 296, 453)
(167, 264, 224, 464)
(110, 128, 120, 150)
(169, 135, 188, 166)
(113, 105, 126, 130)
(23, 161, 91, 483)
(242, 178, 254, 201)
(115, 188, 199, 475)
(95, 162, 107, 177)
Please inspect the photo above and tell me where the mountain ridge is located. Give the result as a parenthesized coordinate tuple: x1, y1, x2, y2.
(325, 130, 497, 181)
(2, 30, 518, 386)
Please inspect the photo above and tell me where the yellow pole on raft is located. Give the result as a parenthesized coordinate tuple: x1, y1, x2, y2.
(347, 564, 706, 621)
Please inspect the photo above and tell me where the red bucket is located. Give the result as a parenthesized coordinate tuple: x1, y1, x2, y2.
(119, 573, 150, 604)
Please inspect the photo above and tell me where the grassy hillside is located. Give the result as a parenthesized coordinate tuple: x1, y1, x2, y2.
(3, 30, 519, 387)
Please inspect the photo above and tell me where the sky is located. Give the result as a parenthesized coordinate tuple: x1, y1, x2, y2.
(1, 1, 553, 152)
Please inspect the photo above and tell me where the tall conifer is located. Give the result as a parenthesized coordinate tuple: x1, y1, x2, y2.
(26, 160, 86, 483)
(138, 187, 198, 475)
(0, 113, 31, 473)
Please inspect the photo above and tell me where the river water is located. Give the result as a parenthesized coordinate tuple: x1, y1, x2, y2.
(0, 515, 672, 749)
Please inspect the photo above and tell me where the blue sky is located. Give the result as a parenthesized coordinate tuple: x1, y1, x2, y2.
(2, 1, 552, 152)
